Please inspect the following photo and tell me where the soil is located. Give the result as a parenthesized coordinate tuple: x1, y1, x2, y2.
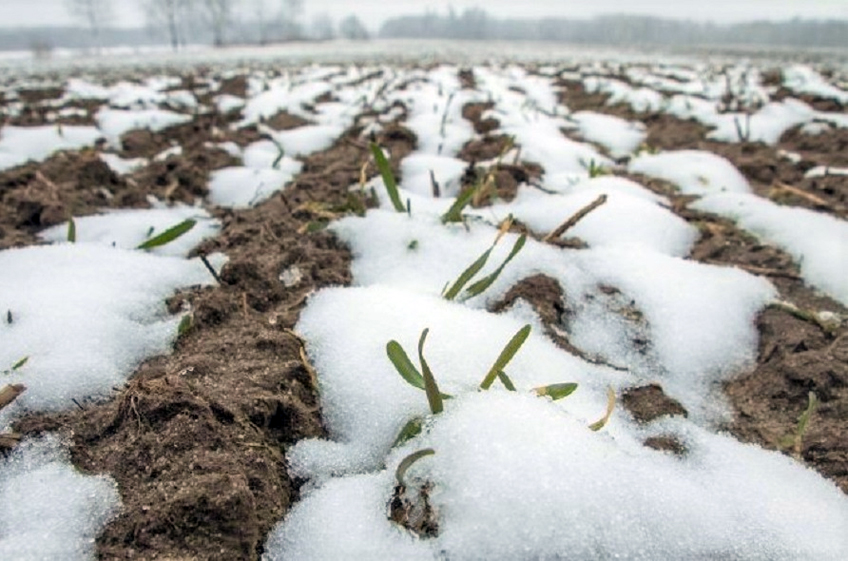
(10, 94, 417, 560)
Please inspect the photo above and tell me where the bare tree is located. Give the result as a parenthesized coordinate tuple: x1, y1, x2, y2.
(339, 14, 369, 40)
(310, 13, 335, 41)
(143, 0, 194, 50)
(65, 0, 114, 52)
(200, 0, 239, 47)
(280, 0, 304, 40)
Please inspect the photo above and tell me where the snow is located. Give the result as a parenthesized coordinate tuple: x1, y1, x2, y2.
(39, 205, 221, 258)
(95, 108, 192, 147)
(805, 165, 848, 179)
(263, 124, 344, 158)
(0, 436, 121, 560)
(0, 125, 102, 172)
(784, 65, 848, 105)
(0, 244, 218, 422)
(400, 154, 467, 198)
(99, 152, 148, 175)
(568, 111, 647, 158)
(582, 76, 665, 113)
(208, 165, 301, 208)
(693, 192, 848, 305)
(629, 150, 751, 195)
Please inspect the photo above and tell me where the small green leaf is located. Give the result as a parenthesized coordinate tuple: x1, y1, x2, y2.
(11, 356, 28, 371)
(534, 382, 578, 401)
(370, 142, 405, 213)
(418, 329, 443, 415)
(177, 315, 192, 338)
(440, 185, 476, 224)
(407, 240, 419, 250)
(393, 417, 425, 448)
(497, 371, 517, 391)
(443, 246, 493, 301)
(589, 387, 616, 431)
(463, 234, 527, 299)
(480, 325, 532, 390)
(67, 217, 76, 243)
(387, 340, 425, 390)
(396, 448, 435, 487)
(137, 219, 196, 250)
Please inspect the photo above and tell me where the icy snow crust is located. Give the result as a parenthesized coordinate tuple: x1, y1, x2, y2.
(263, 64, 848, 559)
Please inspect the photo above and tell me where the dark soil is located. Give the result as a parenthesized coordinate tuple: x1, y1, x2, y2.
(13, 103, 417, 561)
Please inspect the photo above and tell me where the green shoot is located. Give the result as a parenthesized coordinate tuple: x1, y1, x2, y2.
(407, 240, 419, 251)
(442, 244, 494, 301)
(463, 234, 527, 299)
(496, 371, 517, 391)
(270, 137, 286, 169)
(479, 325, 532, 390)
(177, 315, 193, 338)
(779, 392, 818, 460)
(442, 220, 526, 302)
(534, 383, 578, 401)
(440, 184, 477, 224)
(589, 387, 616, 431)
(387, 340, 426, 391)
(418, 329, 444, 415)
(370, 142, 405, 213)
(137, 219, 196, 251)
(394, 417, 425, 447)
(396, 448, 435, 487)
(3, 356, 29, 375)
(67, 217, 76, 243)
(582, 159, 609, 178)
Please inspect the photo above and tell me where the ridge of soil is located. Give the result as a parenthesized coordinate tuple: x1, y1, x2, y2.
(556, 82, 848, 493)
(12, 107, 417, 559)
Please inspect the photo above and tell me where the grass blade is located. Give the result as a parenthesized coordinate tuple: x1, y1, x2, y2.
(418, 329, 444, 414)
(442, 246, 493, 301)
(11, 357, 28, 371)
(463, 234, 527, 299)
(589, 387, 616, 431)
(480, 325, 531, 390)
(370, 142, 405, 212)
(137, 219, 196, 251)
(534, 382, 578, 401)
(387, 340, 425, 390)
(440, 185, 476, 224)
(395, 448, 435, 487)
(67, 217, 76, 243)
(393, 417, 425, 448)
(496, 371, 517, 391)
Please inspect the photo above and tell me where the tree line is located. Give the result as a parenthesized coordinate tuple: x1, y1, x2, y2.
(379, 9, 848, 49)
(58, 0, 369, 52)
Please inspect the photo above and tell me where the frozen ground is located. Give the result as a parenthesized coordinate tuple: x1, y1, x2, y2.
(0, 52, 846, 559)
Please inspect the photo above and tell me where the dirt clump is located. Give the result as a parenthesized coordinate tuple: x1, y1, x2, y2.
(14, 121, 418, 560)
(461, 102, 498, 135)
(622, 384, 689, 423)
(264, 111, 310, 131)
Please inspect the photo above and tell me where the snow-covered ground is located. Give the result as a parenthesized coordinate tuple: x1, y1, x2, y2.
(1, 57, 846, 559)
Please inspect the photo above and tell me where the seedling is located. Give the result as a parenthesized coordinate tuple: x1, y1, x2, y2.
(442, 221, 527, 302)
(589, 387, 616, 431)
(137, 219, 196, 251)
(67, 217, 76, 243)
(396, 448, 436, 487)
(270, 137, 286, 169)
(779, 392, 818, 461)
(582, 158, 609, 178)
(369, 142, 406, 213)
(2, 357, 28, 376)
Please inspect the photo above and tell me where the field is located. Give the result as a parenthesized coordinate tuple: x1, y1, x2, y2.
(0, 40, 846, 559)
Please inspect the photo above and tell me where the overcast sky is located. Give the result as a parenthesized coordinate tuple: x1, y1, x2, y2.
(1, 0, 846, 29)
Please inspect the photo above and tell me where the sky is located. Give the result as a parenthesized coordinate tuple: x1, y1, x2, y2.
(0, 0, 846, 29)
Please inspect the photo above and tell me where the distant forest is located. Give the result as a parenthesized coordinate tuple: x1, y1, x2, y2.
(380, 10, 848, 49)
(1, 8, 847, 53)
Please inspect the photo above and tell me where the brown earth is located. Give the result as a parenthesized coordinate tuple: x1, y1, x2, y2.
(12, 94, 417, 561)
(558, 83, 848, 218)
